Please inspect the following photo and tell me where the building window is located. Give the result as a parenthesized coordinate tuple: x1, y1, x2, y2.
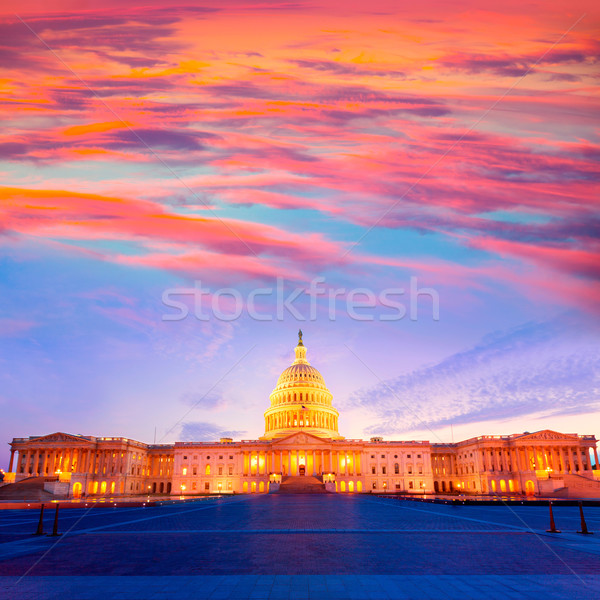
(193, 467, 197, 475)
(407, 454, 411, 459)
(394, 455, 398, 458)
(417, 454, 421, 459)
(409, 481, 414, 489)
(182, 467, 187, 475)
(372, 482, 376, 489)
(229, 456, 233, 460)
(370, 455, 375, 459)
(206, 456, 210, 460)
(418, 467, 423, 475)
(183, 456, 187, 460)
(408, 466, 413, 474)
(219, 455, 223, 460)
(371, 466, 376, 474)
(228, 467, 233, 475)
(381, 454, 385, 459)
(382, 466, 387, 474)
(192, 482, 197, 490)
(205, 482, 210, 491)
(394, 463, 399, 474)
(218, 467, 223, 475)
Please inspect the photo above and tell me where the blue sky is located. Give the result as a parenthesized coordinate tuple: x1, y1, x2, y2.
(0, 0, 599, 466)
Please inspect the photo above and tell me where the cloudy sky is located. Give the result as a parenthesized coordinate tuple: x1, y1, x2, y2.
(0, 0, 598, 463)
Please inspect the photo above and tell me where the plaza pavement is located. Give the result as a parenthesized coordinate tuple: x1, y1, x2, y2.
(0, 494, 599, 599)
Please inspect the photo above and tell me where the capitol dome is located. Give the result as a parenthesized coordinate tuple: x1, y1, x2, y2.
(261, 331, 343, 440)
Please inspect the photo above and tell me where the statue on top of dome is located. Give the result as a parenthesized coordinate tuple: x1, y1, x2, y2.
(298, 329, 304, 346)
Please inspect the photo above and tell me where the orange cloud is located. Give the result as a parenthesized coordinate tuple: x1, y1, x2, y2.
(62, 121, 133, 136)
(0, 186, 345, 281)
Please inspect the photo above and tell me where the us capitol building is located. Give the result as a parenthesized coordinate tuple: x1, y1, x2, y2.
(4, 333, 600, 499)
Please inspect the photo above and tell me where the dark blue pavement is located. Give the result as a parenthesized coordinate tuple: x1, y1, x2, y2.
(0, 495, 599, 598)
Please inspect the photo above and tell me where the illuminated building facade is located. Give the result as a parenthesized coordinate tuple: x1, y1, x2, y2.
(4, 333, 600, 498)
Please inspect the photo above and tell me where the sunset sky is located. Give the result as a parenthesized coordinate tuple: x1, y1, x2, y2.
(1, 0, 599, 463)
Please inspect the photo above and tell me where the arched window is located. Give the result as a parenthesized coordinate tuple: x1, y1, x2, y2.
(72, 482, 82, 498)
(205, 464, 211, 475)
(394, 462, 399, 474)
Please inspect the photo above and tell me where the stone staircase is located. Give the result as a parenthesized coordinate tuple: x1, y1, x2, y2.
(277, 475, 327, 494)
(539, 472, 600, 499)
(0, 477, 58, 501)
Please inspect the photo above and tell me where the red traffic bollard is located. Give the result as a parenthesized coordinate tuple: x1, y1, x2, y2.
(577, 501, 593, 535)
(34, 504, 45, 536)
(546, 501, 561, 533)
(48, 503, 62, 537)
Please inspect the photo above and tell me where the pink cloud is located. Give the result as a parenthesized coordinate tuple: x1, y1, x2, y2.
(0, 319, 38, 337)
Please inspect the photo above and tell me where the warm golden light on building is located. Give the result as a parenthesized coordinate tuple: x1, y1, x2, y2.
(3, 333, 600, 500)
(261, 330, 343, 441)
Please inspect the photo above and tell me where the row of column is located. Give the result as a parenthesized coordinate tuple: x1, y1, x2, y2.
(241, 449, 362, 476)
(273, 391, 329, 405)
(480, 445, 596, 473)
(266, 411, 337, 432)
(148, 454, 172, 477)
(432, 454, 457, 476)
(10, 447, 134, 477)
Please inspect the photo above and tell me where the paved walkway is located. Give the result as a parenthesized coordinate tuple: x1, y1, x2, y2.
(0, 495, 599, 598)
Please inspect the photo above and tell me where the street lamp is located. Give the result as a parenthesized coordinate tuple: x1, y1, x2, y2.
(147, 485, 151, 502)
(180, 484, 186, 499)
